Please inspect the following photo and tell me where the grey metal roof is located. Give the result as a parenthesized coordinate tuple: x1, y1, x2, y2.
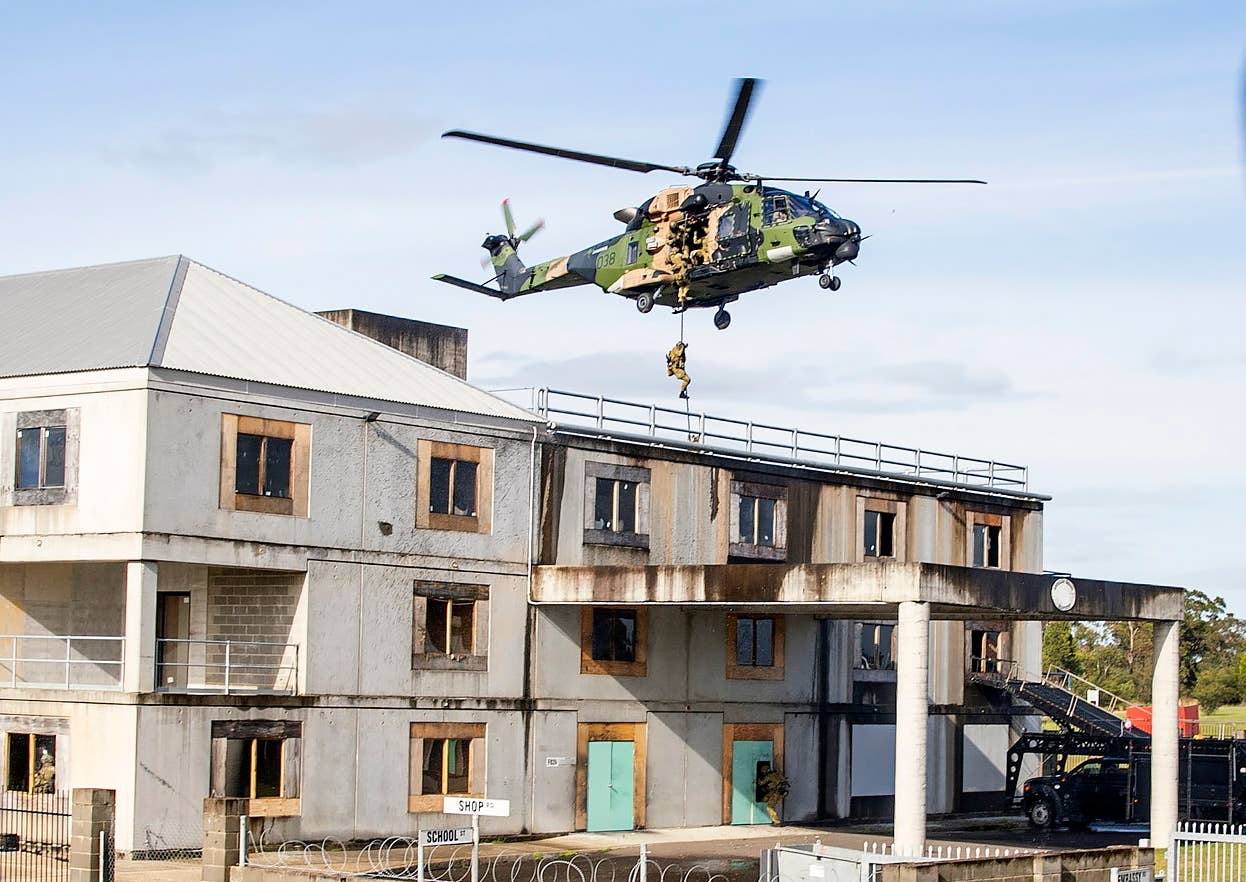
(0, 256, 181, 377)
(0, 256, 539, 423)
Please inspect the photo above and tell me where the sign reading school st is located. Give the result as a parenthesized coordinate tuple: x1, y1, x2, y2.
(443, 797, 511, 817)
(419, 827, 473, 847)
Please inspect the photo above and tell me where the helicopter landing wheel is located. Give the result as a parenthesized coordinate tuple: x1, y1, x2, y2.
(635, 291, 655, 314)
(713, 308, 732, 330)
(819, 273, 841, 291)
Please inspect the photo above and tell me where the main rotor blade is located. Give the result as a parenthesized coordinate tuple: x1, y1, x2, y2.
(752, 175, 988, 184)
(713, 77, 761, 164)
(443, 130, 692, 176)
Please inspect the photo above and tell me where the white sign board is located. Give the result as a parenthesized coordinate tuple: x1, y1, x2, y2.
(544, 756, 574, 767)
(1110, 870, 1151, 882)
(443, 797, 511, 817)
(419, 827, 473, 847)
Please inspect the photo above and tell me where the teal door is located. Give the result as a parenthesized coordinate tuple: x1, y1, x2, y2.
(731, 740, 774, 824)
(586, 740, 635, 831)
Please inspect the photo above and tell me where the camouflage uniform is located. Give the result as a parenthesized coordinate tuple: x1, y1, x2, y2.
(757, 767, 789, 825)
(32, 754, 55, 794)
(666, 342, 691, 399)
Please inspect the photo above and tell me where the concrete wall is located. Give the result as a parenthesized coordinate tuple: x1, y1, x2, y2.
(141, 386, 535, 566)
(0, 371, 149, 545)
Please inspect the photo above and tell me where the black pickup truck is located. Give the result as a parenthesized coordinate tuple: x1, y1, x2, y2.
(1022, 752, 1246, 829)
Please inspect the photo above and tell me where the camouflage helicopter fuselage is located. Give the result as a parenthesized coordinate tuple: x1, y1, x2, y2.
(439, 181, 861, 318)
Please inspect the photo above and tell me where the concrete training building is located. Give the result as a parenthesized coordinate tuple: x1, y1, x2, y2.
(0, 256, 1185, 855)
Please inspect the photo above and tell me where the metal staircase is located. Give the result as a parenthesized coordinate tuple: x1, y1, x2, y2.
(969, 662, 1149, 738)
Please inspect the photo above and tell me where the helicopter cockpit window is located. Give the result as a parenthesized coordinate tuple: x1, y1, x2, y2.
(763, 194, 792, 226)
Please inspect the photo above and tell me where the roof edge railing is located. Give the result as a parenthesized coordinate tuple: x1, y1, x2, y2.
(529, 387, 1030, 492)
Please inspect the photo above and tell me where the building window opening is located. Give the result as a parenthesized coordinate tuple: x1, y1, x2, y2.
(224, 737, 286, 799)
(739, 495, 776, 547)
(235, 433, 293, 498)
(5, 733, 56, 794)
(15, 426, 66, 490)
(736, 616, 775, 667)
(594, 477, 637, 533)
(422, 737, 472, 796)
(863, 510, 896, 558)
(970, 629, 1002, 674)
(972, 523, 1002, 568)
(425, 597, 475, 656)
(591, 608, 637, 663)
(430, 457, 478, 517)
(858, 623, 896, 670)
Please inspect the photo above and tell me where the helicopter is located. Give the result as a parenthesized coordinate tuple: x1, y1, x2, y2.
(434, 78, 984, 330)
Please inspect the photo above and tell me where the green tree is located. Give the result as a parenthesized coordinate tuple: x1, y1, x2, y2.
(1042, 621, 1082, 675)
(1193, 664, 1243, 713)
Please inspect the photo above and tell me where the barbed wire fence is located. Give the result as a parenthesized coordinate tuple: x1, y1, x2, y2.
(244, 830, 738, 882)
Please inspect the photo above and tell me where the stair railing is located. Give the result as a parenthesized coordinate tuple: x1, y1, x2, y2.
(1041, 667, 1150, 723)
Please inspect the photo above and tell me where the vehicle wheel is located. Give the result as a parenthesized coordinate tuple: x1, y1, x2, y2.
(818, 273, 833, 290)
(1027, 797, 1056, 830)
(829, 275, 842, 291)
(713, 309, 731, 330)
(635, 292, 654, 314)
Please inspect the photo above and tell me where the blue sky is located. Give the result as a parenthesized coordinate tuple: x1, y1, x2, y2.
(3, 2, 1244, 613)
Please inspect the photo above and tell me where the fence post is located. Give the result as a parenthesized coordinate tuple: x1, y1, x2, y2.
(70, 788, 115, 882)
(202, 797, 247, 882)
(224, 641, 232, 694)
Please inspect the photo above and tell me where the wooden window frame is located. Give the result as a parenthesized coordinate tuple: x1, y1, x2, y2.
(583, 462, 650, 549)
(413, 582, 489, 671)
(4, 732, 56, 795)
(854, 621, 898, 672)
(728, 480, 787, 561)
(416, 440, 493, 534)
(725, 614, 785, 681)
(967, 511, 1011, 570)
(580, 607, 648, 677)
(219, 414, 311, 517)
(575, 722, 647, 832)
(408, 722, 486, 813)
(209, 720, 301, 817)
(721, 722, 785, 825)
(855, 496, 907, 562)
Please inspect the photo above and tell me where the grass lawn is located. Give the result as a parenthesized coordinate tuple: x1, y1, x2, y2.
(1197, 703, 1246, 723)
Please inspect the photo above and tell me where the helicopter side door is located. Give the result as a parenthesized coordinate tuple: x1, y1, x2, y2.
(712, 201, 756, 265)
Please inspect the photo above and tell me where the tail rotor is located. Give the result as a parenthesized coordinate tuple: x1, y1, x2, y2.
(502, 198, 544, 247)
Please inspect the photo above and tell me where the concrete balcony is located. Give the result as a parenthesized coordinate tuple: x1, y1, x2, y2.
(155, 638, 299, 695)
(530, 561, 1184, 622)
(0, 634, 124, 690)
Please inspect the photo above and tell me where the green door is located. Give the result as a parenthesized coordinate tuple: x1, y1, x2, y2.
(586, 740, 635, 831)
(731, 740, 774, 824)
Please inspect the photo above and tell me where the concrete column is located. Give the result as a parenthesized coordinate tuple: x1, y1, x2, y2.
(893, 600, 930, 856)
(123, 560, 157, 692)
(202, 797, 247, 882)
(1150, 618, 1180, 849)
(69, 788, 115, 882)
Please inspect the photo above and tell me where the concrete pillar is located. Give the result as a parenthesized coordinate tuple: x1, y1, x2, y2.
(123, 560, 157, 692)
(202, 797, 247, 882)
(69, 788, 115, 882)
(1150, 619, 1180, 849)
(893, 600, 930, 856)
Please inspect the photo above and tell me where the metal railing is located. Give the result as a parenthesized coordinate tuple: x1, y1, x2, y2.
(1041, 666, 1149, 723)
(156, 638, 299, 695)
(0, 635, 124, 690)
(530, 387, 1030, 491)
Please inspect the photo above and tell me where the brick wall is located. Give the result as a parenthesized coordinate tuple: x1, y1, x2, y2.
(205, 569, 301, 690)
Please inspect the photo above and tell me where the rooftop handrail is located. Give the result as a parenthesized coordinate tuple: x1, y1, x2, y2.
(531, 387, 1029, 491)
